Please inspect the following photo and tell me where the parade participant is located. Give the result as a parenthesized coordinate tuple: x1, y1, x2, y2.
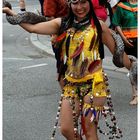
(19, 0, 26, 12)
(38, 0, 44, 15)
(3, 0, 132, 139)
(112, 0, 137, 105)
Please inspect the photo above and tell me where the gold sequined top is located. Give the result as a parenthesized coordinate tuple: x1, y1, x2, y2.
(62, 25, 102, 82)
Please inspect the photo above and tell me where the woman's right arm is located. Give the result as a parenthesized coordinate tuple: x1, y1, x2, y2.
(3, 7, 61, 35)
(115, 26, 133, 47)
(19, 18, 61, 35)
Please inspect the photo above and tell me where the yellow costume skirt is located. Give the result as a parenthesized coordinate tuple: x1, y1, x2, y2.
(63, 68, 109, 105)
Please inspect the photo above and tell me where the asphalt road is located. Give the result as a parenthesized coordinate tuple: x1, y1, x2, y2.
(3, 1, 137, 140)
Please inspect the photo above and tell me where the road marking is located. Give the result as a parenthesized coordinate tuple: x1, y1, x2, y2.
(3, 57, 33, 61)
(9, 34, 14, 37)
(20, 63, 48, 70)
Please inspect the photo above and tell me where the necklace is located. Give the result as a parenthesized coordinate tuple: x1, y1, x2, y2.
(72, 15, 90, 30)
(67, 25, 92, 46)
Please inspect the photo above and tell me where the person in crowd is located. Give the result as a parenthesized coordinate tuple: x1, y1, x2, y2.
(92, 0, 108, 22)
(19, 0, 26, 12)
(112, 0, 137, 105)
(3, 0, 132, 139)
(43, 0, 69, 19)
(43, 0, 69, 89)
(38, 0, 44, 15)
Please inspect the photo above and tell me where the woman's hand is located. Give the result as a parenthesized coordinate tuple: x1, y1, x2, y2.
(115, 26, 134, 47)
(3, 7, 10, 14)
(122, 37, 134, 47)
(2, 7, 16, 16)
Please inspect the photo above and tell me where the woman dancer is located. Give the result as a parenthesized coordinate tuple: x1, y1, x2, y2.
(3, 0, 132, 139)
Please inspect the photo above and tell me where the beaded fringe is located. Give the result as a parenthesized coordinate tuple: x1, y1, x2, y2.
(97, 95, 123, 139)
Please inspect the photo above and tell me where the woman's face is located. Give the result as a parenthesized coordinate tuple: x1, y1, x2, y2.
(71, 0, 90, 21)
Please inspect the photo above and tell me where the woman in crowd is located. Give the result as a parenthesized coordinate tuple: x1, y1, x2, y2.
(112, 0, 137, 105)
(3, 0, 132, 139)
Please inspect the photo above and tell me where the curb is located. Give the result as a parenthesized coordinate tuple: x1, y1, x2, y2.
(30, 34, 128, 74)
(30, 33, 53, 55)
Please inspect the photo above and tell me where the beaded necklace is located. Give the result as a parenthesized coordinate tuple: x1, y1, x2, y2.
(64, 24, 99, 64)
(72, 14, 90, 30)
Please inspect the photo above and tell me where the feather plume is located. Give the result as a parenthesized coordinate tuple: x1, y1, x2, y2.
(65, 35, 71, 57)
(55, 32, 66, 42)
(70, 41, 84, 59)
(80, 58, 88, 76)
(72, 54, 80, 66)
(88, 60, 100, 73)
(89, 34, 96, 51)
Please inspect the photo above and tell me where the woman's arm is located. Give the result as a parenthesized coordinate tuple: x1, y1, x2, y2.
(100, 21, 131, 70)
(3, 7, 18, 17)
(19, 18, 61, 35)
(3, 7, 61, 35)
(115, 26, 133, 47)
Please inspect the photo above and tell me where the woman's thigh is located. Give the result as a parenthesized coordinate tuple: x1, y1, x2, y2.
(60, 98, 80, 130)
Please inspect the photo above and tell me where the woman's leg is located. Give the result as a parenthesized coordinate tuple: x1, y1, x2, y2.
(83, 96, 106, 140)
(129, 84, 137, 105)
(60, 98, 81, 140)
(124, 39, 137, 105)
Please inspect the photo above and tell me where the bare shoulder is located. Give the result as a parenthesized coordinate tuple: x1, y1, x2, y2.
(99, 20, 114, 47)
(51, 18, 62, 28)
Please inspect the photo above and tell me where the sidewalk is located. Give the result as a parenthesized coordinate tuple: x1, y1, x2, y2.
(30, 33, 128, 74)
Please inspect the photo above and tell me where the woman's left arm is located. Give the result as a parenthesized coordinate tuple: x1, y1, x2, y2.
(100, 21, 131, 70)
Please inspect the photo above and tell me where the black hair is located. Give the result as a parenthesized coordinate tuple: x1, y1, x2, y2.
(88, 0, 104, 59)
(63, 0, 102, 37)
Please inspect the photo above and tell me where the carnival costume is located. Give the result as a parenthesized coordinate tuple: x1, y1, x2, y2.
(51, 16, 123, 139)
(2, 0, 126, 139)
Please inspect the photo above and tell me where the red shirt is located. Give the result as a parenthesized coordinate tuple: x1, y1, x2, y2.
(92, 0, 107, 21)
(43, 0, 68, 18)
